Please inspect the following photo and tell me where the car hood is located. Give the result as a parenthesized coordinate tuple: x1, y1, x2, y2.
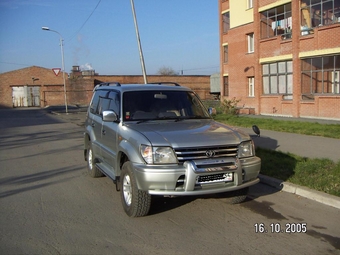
(125, 119, 250, 148)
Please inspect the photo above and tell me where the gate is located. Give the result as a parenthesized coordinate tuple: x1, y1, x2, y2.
(12, 86, 40, 107)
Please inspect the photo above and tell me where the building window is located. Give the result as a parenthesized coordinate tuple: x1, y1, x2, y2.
(262, 61, 293, 98)
(223, 45, 228, 63)
(332, 71, 340, 94)
(222, 12, 230, 33)
(260, 3, 292, 39)
(301, 0, 340, 35)
(247, 33, 254, 53)
(248, 77, 255, 97)
(223, 76, 229, 96)
(247, 0, 253, 9)
(301, 55, 340, 99)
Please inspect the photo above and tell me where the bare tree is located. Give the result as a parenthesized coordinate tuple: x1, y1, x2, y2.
(157, 66, 178, 76)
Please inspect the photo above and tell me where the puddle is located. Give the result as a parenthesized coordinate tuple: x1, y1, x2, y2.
(241, 200, 288, 220)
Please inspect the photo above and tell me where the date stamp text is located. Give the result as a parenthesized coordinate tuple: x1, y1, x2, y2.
(254, 223, 307, 233)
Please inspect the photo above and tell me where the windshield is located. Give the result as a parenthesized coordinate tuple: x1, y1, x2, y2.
(123, 90, 211, 121)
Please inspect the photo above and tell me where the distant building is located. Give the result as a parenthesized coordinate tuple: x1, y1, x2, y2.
(219, 0, 340, 120)
(0, 66, 212, 108)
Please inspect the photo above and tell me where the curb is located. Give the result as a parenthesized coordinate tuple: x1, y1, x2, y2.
(259, 174, 340, 210)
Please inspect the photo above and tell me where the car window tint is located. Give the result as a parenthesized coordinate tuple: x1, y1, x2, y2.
(97, 97, 111, 115)
(90, 90, 107, 114)
(108, 91, 120, 115)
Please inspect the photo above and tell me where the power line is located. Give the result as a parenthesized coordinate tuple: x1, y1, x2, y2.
(181, 65, 219, 72)
(65, 0, 102, 41)
(0, 61, 31, 67)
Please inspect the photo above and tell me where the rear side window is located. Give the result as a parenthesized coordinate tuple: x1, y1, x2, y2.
(90, 90, 107, 114)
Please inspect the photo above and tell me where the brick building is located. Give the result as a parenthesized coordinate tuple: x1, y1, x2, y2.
(219, 0, 340, 120)
(0, 66, 212, 109)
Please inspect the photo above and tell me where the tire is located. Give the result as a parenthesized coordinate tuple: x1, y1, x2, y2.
(229, 187, 249, 204)
(120, 161, 151, 217)
(87, 143, 104, 178)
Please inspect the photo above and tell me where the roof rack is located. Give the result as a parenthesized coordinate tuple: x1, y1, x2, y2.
(148, 82, 181, 87)
(98, 82, 121, 87)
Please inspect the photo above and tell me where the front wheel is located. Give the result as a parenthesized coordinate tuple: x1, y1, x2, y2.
(229, 187, 249, 204)
(120, 161, 151, 217)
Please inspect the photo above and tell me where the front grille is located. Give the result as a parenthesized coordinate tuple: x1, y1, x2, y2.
(175, 145, 238, 163)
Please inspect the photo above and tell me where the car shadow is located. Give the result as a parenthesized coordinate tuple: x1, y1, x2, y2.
(250, 134, 280, 150)
(148, 195, 197, 215)
(148, 183, 280, 215)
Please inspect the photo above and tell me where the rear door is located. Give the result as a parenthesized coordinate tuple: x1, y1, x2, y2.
(88, 90, 108, 160)
(101, 91, 120, 175)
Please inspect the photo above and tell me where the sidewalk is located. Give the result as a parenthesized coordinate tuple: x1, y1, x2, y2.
(239, 126, 340, 209)
(47, 107, 340, 209)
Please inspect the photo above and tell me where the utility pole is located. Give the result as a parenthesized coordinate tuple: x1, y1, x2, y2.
(130, 0, 148, 84)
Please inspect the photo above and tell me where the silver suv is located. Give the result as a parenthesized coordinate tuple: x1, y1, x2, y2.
(84, 82, 261, 217)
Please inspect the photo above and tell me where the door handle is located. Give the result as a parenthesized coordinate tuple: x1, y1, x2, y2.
(102, 130, 106, 135)
(91, 122, 95, 127)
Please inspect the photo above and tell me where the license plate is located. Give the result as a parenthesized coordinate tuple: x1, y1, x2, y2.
(223, 172, 233, 181)
(196, 172, 233, 184)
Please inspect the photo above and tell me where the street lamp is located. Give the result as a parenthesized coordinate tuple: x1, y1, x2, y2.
(42, 26, 68, 113)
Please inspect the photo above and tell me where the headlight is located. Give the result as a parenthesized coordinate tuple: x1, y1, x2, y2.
(238, 141, 254, 158)
(140, 145, 177, 164)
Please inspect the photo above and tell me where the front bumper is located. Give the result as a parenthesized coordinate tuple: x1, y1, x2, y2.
(133, 157, 261, 196)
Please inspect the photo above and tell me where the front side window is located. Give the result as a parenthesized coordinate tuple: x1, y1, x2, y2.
(262, 61, 293, 98)
(260, 3, 292, 39)
(108, 91, 120, 115)
(301, 55, 340, 99)
(90, 90, 108, 114)
(301, 0, 340, 35)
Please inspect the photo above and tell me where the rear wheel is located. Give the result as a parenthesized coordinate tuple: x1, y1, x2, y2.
(120, 161, 151, 217)
(87, 143, 104, 178)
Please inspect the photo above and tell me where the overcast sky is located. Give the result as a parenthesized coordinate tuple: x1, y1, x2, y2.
(0, 0, 220, 76)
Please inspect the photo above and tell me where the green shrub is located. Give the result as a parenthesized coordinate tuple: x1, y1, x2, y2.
(220, 97, 241, 115)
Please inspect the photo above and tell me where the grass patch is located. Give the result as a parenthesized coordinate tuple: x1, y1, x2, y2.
(208, 111, 340, 196)
(213, 114, 340, 139)
(256, 147, 340, 197)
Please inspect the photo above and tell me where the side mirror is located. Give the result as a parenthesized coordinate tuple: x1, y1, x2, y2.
(252, 125, 260, 137)
(208, 107, 216, 115)
(102, 110, 118, 122)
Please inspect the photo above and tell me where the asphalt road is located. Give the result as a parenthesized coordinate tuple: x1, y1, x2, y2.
(0, 108, 339, 255)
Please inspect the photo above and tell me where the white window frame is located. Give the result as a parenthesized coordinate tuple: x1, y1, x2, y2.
(247, 33, 254, 53)
(248, 77, 255, 97)
(247, 0, 253, 9)
(332, 71, 340, 94)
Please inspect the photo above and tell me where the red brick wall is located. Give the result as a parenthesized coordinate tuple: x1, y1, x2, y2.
(220, 20, 259, 112)
(90, 75, 212, 102)
(0, 66, 64, 108)
(219, 0, 340, 120)
(300, 23, 340, 51)
(0, 66, 212, 108)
